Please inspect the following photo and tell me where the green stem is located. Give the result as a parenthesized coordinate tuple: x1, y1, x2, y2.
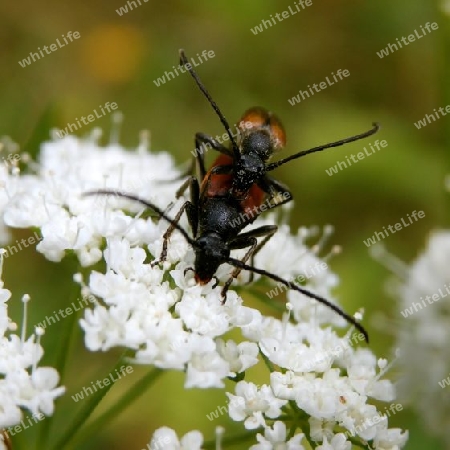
(37, 281, 82, 450)
(347, 436, 371, 449)
(276, 414, 294, 421)
(243, 284, 287, 314)
(287, 422, 298, 440)
(259, 346, 276, 373)
(287, 400, 314, 448)
(203, 430, 258, 449)
(71, 367, 164, 447)
(50, 353, 130, 450)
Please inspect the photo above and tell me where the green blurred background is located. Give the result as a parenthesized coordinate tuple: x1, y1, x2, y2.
(1, 0, 449, 449)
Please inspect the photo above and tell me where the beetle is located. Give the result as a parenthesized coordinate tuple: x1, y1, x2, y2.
(82, 49, 377, 342)
(179, 48, 379, 205)
(84, 186, 369, 342)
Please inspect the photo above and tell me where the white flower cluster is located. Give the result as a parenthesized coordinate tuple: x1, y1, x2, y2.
(0, 259, 65, 432)
(3, 129, 179, 266)
(2, 130, 408, 448)
(393, 231, 450, 444)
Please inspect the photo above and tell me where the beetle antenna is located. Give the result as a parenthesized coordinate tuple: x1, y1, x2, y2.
(266, 123, 380, 172)
(82, 189, 197, 247)
(82, 190, 368, 341)
(179, 49, 240, 160)
(227, 256, 369, 342)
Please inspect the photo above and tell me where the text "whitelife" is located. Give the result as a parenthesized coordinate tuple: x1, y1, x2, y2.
(18, 31, 80, 68)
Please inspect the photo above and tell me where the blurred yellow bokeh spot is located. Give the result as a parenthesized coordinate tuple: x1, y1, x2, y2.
(80, 24, 146, 84)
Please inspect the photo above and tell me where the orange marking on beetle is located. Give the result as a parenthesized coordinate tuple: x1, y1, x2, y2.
(238, 107, 271, 131)
(201, 154, 234, 198)
(238, 107, 286, 152)
(203, 153, 266, 218)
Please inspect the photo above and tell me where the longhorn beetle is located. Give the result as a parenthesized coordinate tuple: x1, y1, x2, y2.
(179, 48, 379, 205)
(83, 187, 369, 342)
(83, 49, 377, 342)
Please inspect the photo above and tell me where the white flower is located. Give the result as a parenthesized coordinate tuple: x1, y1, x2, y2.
(149, 426, 204, 450)
(216, 339, 259, 376)
(387, 230, 450, 444)
(315, 434, 350, 450)
(185, 351, 230, 388)
(3, 130, 408, 448)
(227, 381, 287, 429)
(255, 223, 343, 328)
(0, 334, 41, 373)
(372, 427, 409, 450)
(8, 367, 64, 417)
(258, 326, 349, 373)
(0, 140, 23, 245)
(346, 350, 395, 401)
(250, 421, 305, 449)
(4, 133, 180, 265)
(175, 291, 231, 338)
(269, 338, 405, 447)
(0, 260, 65, 429)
